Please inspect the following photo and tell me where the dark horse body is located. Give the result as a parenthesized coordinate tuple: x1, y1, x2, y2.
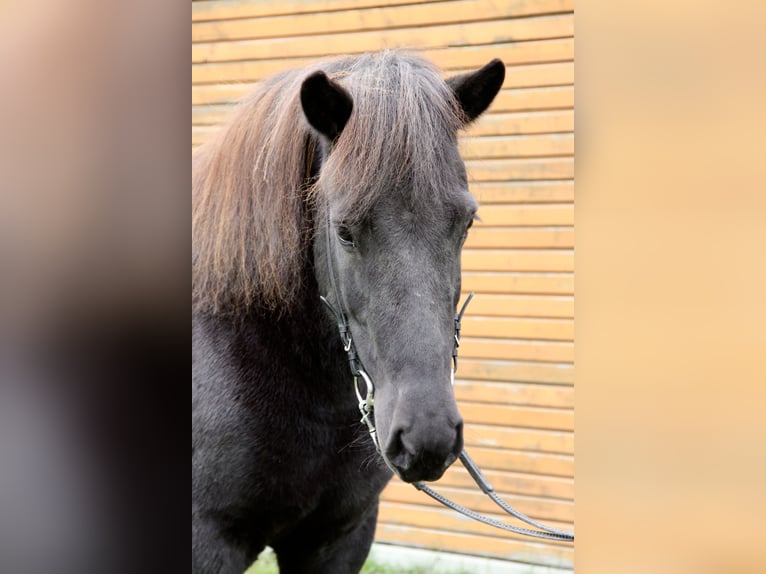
(193, 51, 504, 573)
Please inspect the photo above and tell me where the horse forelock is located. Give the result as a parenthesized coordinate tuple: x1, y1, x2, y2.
(192, 51, 463, 315)
(314, 52, 463, 224)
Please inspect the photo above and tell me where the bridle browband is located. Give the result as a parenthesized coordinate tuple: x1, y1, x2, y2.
(319, 210, 574, 543)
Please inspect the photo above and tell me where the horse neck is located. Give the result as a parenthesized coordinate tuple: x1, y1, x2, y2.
(218, 268, 355, 404)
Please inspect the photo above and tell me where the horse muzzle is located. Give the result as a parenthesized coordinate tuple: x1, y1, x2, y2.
(384, 413, 464, 483)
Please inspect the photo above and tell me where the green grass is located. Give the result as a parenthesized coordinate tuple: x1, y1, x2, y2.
(246, 549, 472, 574)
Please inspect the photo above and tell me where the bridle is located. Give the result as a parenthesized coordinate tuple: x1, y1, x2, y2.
(319, 211, 574, 543)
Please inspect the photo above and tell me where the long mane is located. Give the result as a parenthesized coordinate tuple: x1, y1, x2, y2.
(192, 51, 462, 315)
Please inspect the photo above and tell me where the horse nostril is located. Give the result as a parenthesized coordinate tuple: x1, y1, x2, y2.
(386, 427, 412, 468)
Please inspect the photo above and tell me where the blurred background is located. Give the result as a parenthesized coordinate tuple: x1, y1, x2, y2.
(192, 0, 574, 571)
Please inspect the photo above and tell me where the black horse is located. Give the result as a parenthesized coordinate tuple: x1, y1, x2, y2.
(192, 51, 504, 573)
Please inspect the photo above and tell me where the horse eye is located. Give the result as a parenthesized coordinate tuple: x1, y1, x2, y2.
(337, 225, 355, 247)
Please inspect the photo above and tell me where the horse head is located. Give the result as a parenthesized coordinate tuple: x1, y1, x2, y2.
(301, 55, 504, 483)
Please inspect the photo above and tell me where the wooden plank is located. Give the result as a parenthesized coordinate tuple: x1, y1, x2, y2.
(456, 294, 574, 318)
(381, 485, 573, 523)
(192, 56, 319, 85)
(460, 402, 573, 431)
(192, 103, 235, 125)
(192, 124, 222, 146)
(459, 338, 573, 362)
(461, 316, 573, 340)
(193, 0, 574, 43)
(439, 465, 573, 499)
(425, 38, 574, 70)
(192, 83, 253, 106)
(375, 524, 574, 565)
(459, 133, 573, 159)
(463, 423, 574, 453)
(192, 14, 574, 63)
(465, 227, 573, 248)
(466, 110, 574, 136)
(461, 250, 574, 272)
(465, 61, 573, 89)
(456, 359, 574, 384)
(461, 272, 573, 295)
(490, 85, 573, 113)
(454, 380, 574, 408)
(463, 446, 572, 476)
(476, 204, 573, 226)
(193, 0, 451, 22)
(469, 181, 574, 204)
(465, 157, 574, 181)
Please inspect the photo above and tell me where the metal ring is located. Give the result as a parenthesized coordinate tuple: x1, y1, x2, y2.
(356, 369, 374, 398)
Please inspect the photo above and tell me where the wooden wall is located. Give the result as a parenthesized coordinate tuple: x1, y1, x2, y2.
(192, 0, 574, 569)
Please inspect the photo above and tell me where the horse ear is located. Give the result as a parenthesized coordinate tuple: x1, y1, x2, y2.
(300, 71, 353, 141)
(447, 59, 505, 124)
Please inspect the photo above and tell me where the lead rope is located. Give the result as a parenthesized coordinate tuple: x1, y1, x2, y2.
(415, 294, 574, 543)
(320, 214, 573, 542)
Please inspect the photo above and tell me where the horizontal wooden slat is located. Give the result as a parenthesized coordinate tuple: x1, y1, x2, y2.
(192, 103, 232, 125)
(460, 133, 573, 159)
(462, 250, 573, 272)
(456, 358, 573, 384)
(458, 294, 573, 318)
(193, 0, 574, 44)
(439, 465, 573, 499)
(459, 338, 572, 361)
(489, 85, 573, 113)
(463, 423, 573, 453)
(376, 524, 574, 565)
(458, 61, 573, 90)
(454, 380, 574, 408)
(192, 14, 574, 63)
(461, 272, 572, 295)
(465, 227, 573, 248)
(192, 0, 449, 22)
(476, 204, 573, 226)
(378, 502, 571, 542)
(461, 316, 573, 340)
(193, 43, 572, 85)
(425, 37, 574, 70)
(464, 445, 572, 476)
(469, 181, 573, 204)
(192, 125, 221, 146)
(192, 83, 251, 106)
(465, 157, 574, 181)
(192, 57, 316, 85)
(461, 402, 573, 431)
(382, 485, 573, 523)
(467, 109, 574, 136)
